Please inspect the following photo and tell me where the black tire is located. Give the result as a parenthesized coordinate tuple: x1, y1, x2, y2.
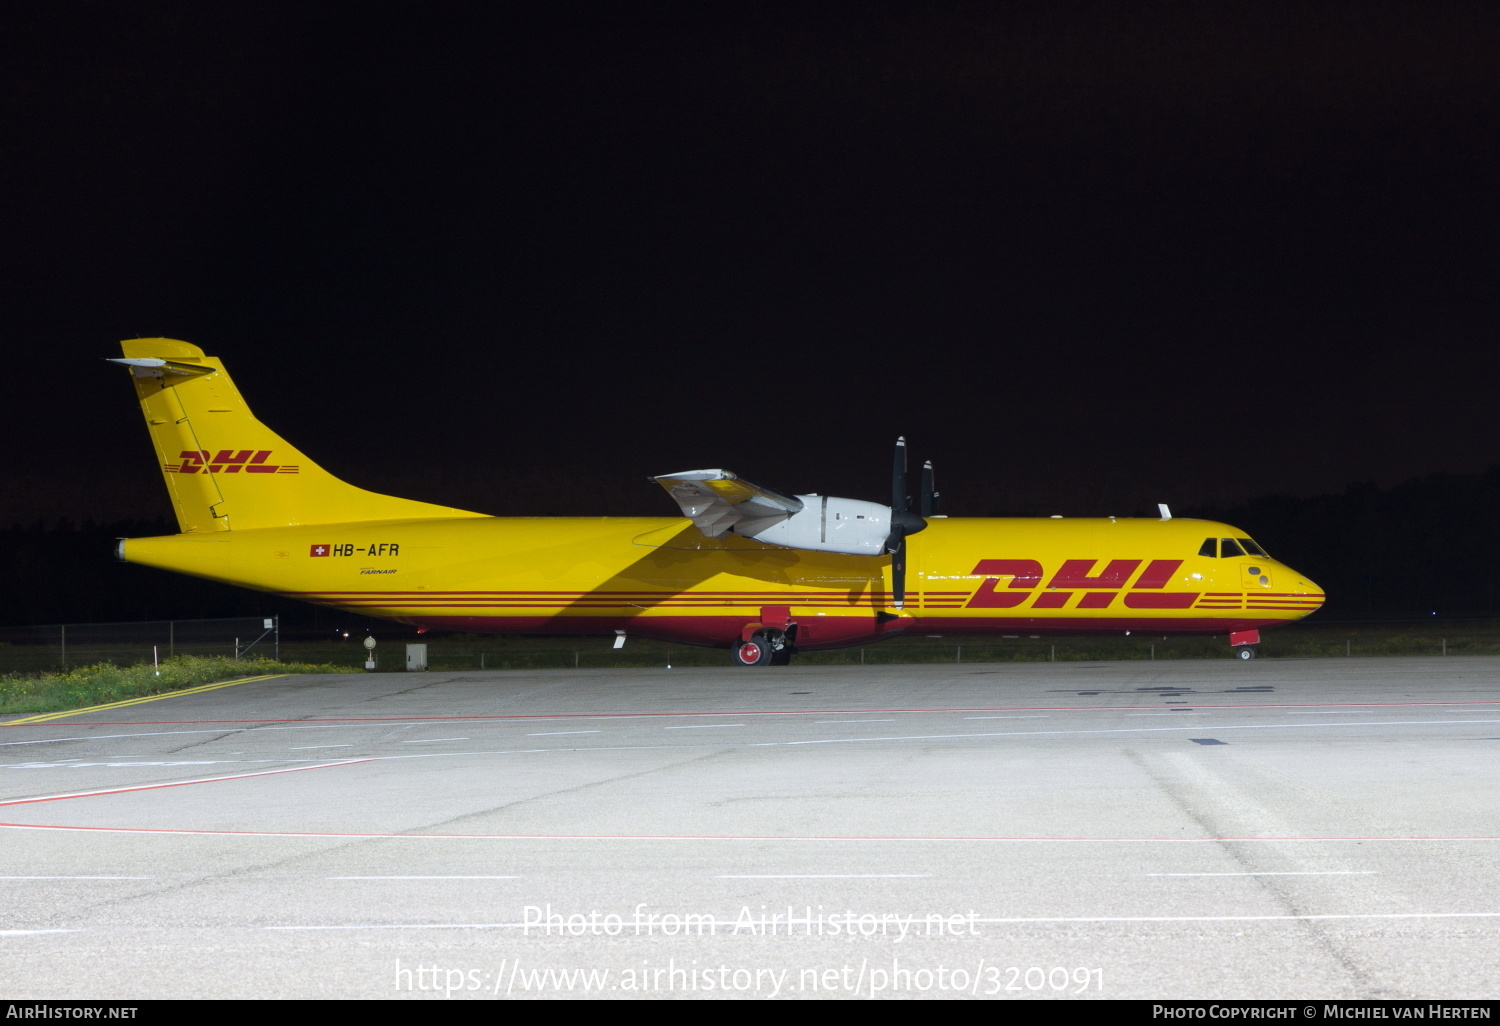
(1235, 646, 1257, 660)
(731, 636, 775, 666)
(732, 629, 792, 667)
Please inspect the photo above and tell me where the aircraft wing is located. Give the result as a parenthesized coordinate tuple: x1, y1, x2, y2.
(652, 470, 804, 537)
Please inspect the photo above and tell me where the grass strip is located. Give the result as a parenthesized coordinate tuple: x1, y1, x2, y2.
(0, 654, 357, 716)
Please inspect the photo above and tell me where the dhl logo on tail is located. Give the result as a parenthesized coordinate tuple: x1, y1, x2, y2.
(164, 450, 300, 474)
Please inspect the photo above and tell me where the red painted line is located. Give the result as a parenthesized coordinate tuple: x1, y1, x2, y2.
(320, 603, 876, 609)
(6, 699, 1500, 729)
(0, 821, 1496, 843)
(290, 591, 861, 598)
(0, 760, 373, 807)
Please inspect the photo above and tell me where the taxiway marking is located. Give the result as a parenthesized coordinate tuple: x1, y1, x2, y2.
(0, 759, 370, 807)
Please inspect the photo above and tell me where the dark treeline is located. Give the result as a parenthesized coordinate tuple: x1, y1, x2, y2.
(1195, 466, 1500, 619)
(0, 518, 317, 628)
(2, 468, 1499, 627)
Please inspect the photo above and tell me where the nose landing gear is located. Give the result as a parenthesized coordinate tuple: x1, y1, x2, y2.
(1229, 628, 1261, 660)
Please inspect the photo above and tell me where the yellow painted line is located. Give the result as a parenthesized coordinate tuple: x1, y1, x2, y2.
(2, 674, 287, 726)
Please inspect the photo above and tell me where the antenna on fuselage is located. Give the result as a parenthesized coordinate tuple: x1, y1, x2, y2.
(1158, 504, 1172, 520)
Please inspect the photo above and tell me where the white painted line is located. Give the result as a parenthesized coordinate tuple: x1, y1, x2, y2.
(716, 874, 932, 879)
(0, 722, 484, 748)
(1288, 711, 1375, 715)
(268, 924, 516, 931)
(0, 729, 251, 747)
(525, 731, 601, 736)
(6, 760, 231, 769)
(815, 719, 896, 724)
(4, 759, 357, 771)
(771, 718, 1500, 747)
(401, 738, 470, 744)
(0, 876, 152, 880)
(288, 745, 354, 750)
(264, 911, 1500, 931)
(9, 819, 1500, 843)
(0, 759, 370, 808)
(1126, 713, 1187, 717)
(1144, 871, 1378, 877)
(0, 929, 85, 936)
(664, 724, 745, 730)
(972, 912, 1500, 924)
(327, 876, 522, 880)
(963, 715, 1050, 720)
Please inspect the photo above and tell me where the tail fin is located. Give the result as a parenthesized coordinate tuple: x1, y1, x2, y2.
(113, 338, 485, 533)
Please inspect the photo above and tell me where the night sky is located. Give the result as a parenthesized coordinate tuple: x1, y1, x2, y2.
(8, 2, 1500, 528)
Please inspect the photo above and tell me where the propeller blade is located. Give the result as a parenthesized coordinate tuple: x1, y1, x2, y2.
(919, 460, 939, 517)
(886, 438, 925, 608)
(890, 536, 906, 609)
(892, 436, 909, 514)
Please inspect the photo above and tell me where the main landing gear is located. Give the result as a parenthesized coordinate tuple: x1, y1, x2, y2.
(1234, 646, 1258, 660)
(732, 629, 793, 667)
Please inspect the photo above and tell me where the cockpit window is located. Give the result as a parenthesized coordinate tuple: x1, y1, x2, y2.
(1239, 538, 1268, 557)
(1219, 538, 1246, 558)
(1198, 538, 1217, 557)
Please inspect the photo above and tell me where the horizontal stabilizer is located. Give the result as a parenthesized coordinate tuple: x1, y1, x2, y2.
(105, 357, 214, 381)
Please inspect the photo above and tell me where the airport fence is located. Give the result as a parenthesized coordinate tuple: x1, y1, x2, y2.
(241, 621, 1500, 670)
(3, 617, 1500, 674)
(0, 616, 279, 674)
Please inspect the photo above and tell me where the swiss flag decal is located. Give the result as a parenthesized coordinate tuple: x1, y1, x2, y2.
(309, 544, 330, 557)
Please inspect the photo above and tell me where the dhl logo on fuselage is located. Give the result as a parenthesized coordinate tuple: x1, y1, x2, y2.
(163, 450, 300, 474)
(955, 558, 1321, 613)
(966, 558, 1194, 610)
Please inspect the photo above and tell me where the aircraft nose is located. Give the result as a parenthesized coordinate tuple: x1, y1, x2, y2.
(1286, 568, 1325, 617)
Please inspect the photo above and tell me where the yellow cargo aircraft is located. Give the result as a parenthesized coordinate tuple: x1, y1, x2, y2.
(111, 339, 1324, 665)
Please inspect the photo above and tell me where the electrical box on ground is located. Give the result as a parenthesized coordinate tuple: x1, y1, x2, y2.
(406, 643, 428, 672)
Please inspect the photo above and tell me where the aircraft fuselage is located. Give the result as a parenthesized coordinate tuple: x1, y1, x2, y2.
(120, 513, 1323, 650)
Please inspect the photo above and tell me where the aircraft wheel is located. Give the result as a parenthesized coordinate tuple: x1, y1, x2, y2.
(732, 637, 775, 667)
(1235, 646, 1257, 660)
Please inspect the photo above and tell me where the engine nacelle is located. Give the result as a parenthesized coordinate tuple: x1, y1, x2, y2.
(731, 495, 895, 556)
